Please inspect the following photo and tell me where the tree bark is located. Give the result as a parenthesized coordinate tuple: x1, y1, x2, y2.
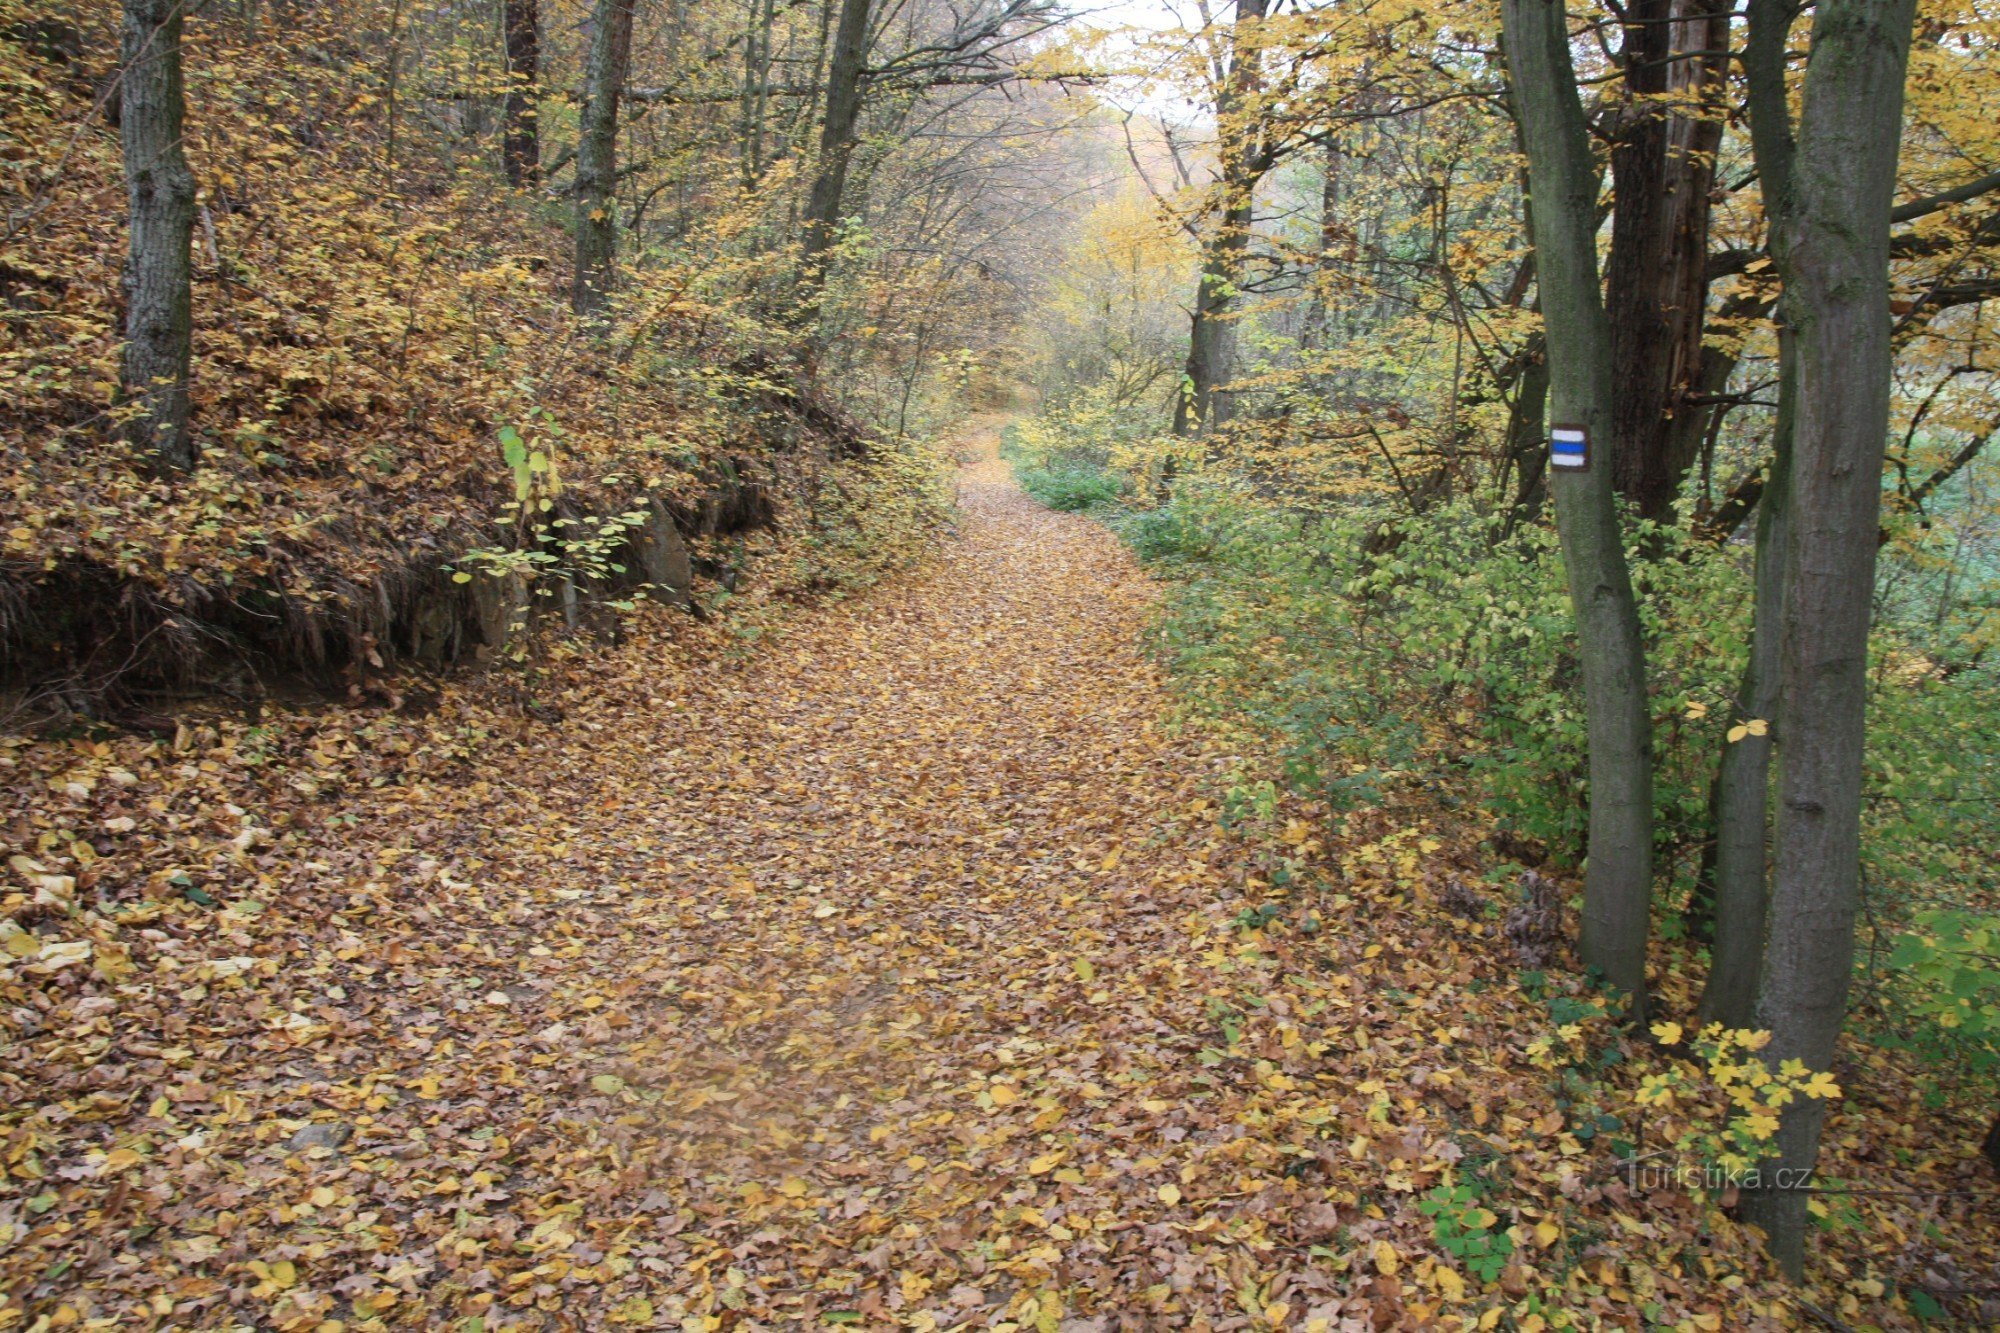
(119, 0, 199, 472)
(1173, 0, 1268, 438)
(502, 0, 540, 187)
(1697, 325, 1792, 1029)
(798, 0, 872, 327)
(1174, 196, 1252, 435)
(1502, 0, 1656, 1016)
(1299, 134, 1344, 354)
(571, 0, 635, 316)
(1603, 0, 1730, 523)
(1736, 0, 1915, 1276)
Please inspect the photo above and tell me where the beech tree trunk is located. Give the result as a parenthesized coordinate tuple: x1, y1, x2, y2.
(1502, 0, 1656, 1015)
(571, 0, 634, 316)
(1173, 0, 1267, 438)
(119, 0, 198, 472)
(502, 0, 539, 187)
(798, 0, 872, 325)
(1697, 325, 1792, 1029)
(1735, 0, 1915, 1276)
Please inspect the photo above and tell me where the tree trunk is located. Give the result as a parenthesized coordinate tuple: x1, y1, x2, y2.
(1173, 0, 1268, 438)
(798, 0, 872, 326)
(1503, 329, 1551, 522)
(1174, 198, 1252, 436)
(119, 0, 198, 472)
(740, 0, 775, 185)
(1299, 134, 1344, 353)
(1736, 0, 1915, 1276)
(1603, 0, 1730, 523)
(502, 0, 539, 187)
(571, 0, 634, 316)
(1696, 325, 1792, 1028)
(1502, 0, 1656, 1016)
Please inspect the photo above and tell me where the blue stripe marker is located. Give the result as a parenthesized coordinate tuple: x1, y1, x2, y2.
(1551, 425, 1589, 469)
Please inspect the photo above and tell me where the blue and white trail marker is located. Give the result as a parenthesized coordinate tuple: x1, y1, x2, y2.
(1550, 423, 1590, 471)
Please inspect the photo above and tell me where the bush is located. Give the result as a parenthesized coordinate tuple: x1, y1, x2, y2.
(1016, 465, 1126, 511)
(1099, 470, 2000, 1080)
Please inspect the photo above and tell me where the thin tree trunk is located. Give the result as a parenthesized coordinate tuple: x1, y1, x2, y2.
(502, 0, 540, 186)
(740, 0, 775, 185)
(1502, 0, 1656, 1016)
(1697, 325, 1792, 1028)
(798, 0, 872, 329)
(1735, 0, 1915, 1276)
(1299, 134, 1343, 353)
(384, 0, 404, 168)
(1503, 329, 1551, 522)
(119, 0, 199, 473)
(1173, 0, 1267, 438)
(572, 0, 635, 317)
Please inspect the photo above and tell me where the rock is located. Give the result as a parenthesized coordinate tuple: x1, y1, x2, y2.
(409, 586, 462, 664)
(286, 1121, 353, 1153)
(468, 570, 528, 658)
(625, 502, 692, 606)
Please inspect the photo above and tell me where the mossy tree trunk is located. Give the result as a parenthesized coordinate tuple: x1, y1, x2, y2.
(1501, 0, 1656, 1017)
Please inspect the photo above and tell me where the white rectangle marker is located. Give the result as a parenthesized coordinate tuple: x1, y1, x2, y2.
(1550, 424, 1589, 470)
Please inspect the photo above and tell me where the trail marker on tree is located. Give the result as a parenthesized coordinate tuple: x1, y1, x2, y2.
(1550, 424, 1590, 471)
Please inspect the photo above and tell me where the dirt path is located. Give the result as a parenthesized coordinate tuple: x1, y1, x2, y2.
(520, 422, 1298, 1325)
(11, 425, 1502, 1331)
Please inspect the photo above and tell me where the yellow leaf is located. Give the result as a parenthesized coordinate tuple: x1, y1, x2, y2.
(1157, 1183, 1181, 1205)
(1073, 958, 1095, 983)
(100, 1147, 143, 1174)
(988, 1083, 1019, 1106)
(1373, 1240, 1399, 1275)
(1651, 1021, 1683, 1046)
(269, 1260, 297, 1289)
(1028, 1151, 1064, 1174)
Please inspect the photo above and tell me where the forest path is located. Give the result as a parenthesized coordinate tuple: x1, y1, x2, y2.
(473, 419, 1371, 1326)
(18, 422, 1455, 1331)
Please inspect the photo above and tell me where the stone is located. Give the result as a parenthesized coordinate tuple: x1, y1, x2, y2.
(285, 1121, 353, 1153)
(626, 502, 692, 606)
(468, 569, 528, 656)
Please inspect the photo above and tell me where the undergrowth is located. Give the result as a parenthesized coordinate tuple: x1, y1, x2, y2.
(1005, 399, 2000, 1321)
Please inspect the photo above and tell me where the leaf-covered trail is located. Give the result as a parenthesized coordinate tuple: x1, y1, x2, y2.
(11, 426, 1785, 1332)
(503, 424, 1311, 1324)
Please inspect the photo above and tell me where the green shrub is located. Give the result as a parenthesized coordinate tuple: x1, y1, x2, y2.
(1098, 472, 2000, 1079)
(1016, 465, 1126, 511)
